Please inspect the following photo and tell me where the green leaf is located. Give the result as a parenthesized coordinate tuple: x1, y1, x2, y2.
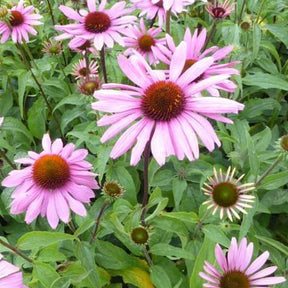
(260, 170, 288, 189)
(189, 236, 215, 288)
(51, 278, 71, 288)
(172, 178, 187, 209)
(118, 267, 154, 288)
(27, 97, 47, 139)
(37, 244, 67, 262)
(203, 224, 231, 247)
(2, 117, 34, 143)
(242, 72, 288, 91)
(18, 71, 29, 119)
(17, 232, 75, 250)
(150, 243, 194, 260)
(256, 235, 288, 257)
(33, 262, 60, 288)
(75, 242, 102, 288)
(53, 94, 86, 112)
(239, 197, 258, 240)
(265, 24, 288, 49)
(160, 211, 199, 224)
(150, 265, 172, 288)
(252, 24, 261, 59)
(60, 107, 85, 133)
(95, 240, 135, 270)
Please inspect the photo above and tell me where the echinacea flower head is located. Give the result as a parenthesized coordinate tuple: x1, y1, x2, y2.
(199, 237, 286, 287)
(2, 134, 99, 229)
(102, 181, 125, 199)
(165, 28, 239, 96)
(42, 39, 63, 55)
(92, 42, 244, 166)
(55, 0, 137, 50)
(0, 254, 27, 288)
(130, 226, 149, 245)
(78, 75, 101, 95)
(123, 19, 171, 65)
(202, 167, 255, 221)
(72, 59, 99, 79)
(0, 0, 42, 43)
(206, 0, 235, 19)
(130, 0, 197, 27)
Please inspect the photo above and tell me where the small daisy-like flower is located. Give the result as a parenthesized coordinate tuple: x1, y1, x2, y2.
(54, 0, 137, 50)
(78, 75, 101, 95)
(42, 40, 63, 55)
(199, 237, 286, 287)
(0, 254, 27, 287)
(92, 42, 244, 166)
(102, 181, 125, 199)
(202, 167, 255, 221)
(130, 226, 149, 245)
(2, 134, 99, 229)
(72, 59, 99, 79)
(206, 0, 235, 19)
(0, 0, 42, 43)
(123, 18, 171, 65)
(165, 28, 239, 96)
(130, 0, 197, 27)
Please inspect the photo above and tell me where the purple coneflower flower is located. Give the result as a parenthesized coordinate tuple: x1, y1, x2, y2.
(202, 166, 255, 221)
(0, 0, 42, 43)
(92, 42, 244, 166)
(123, 19, 171, 65)
(0, 254, 27, 287)
(72, 59, 99, 79)
(206, 0, 235, 19)
(2, 134, 99, 229)
(200, 237, 286, 287)
(130, 0, 197, 27)
(55, 0, 136, 50)
(165, 27, 239, 96)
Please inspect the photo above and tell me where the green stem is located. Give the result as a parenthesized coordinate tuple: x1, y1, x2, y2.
(17, 44, 65, 140)
(255, 155, 283, 187)
(203, 19, 218, 51)
(140, 142, 151, 227)
(255, 0, 267, 23)
(45, 0, 56, 25)
(100, 47, 108, 83)
(58, 55, 73, 94)
(89, 200, 109, 244)
(0, 150, 16, 169)
(143, 245, 153, 266)
(22, 40, 39, 71)
(0, 238, 33, 263)
(238, 0, 247, 23)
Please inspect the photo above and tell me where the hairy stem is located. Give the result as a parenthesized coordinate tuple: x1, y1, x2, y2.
(17, 44, 65, 140)
(0, 238, 33, 263)
(100, 47, 108, 83)
(90, 200, 109, 244)
(140, 142, 151, 227)
(45, 0, 56, 25)
(203, 19, 218, 51)
(255, 155, 283, 187)
(0, 150, 16, 169)
(238, 0, 247, 23)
